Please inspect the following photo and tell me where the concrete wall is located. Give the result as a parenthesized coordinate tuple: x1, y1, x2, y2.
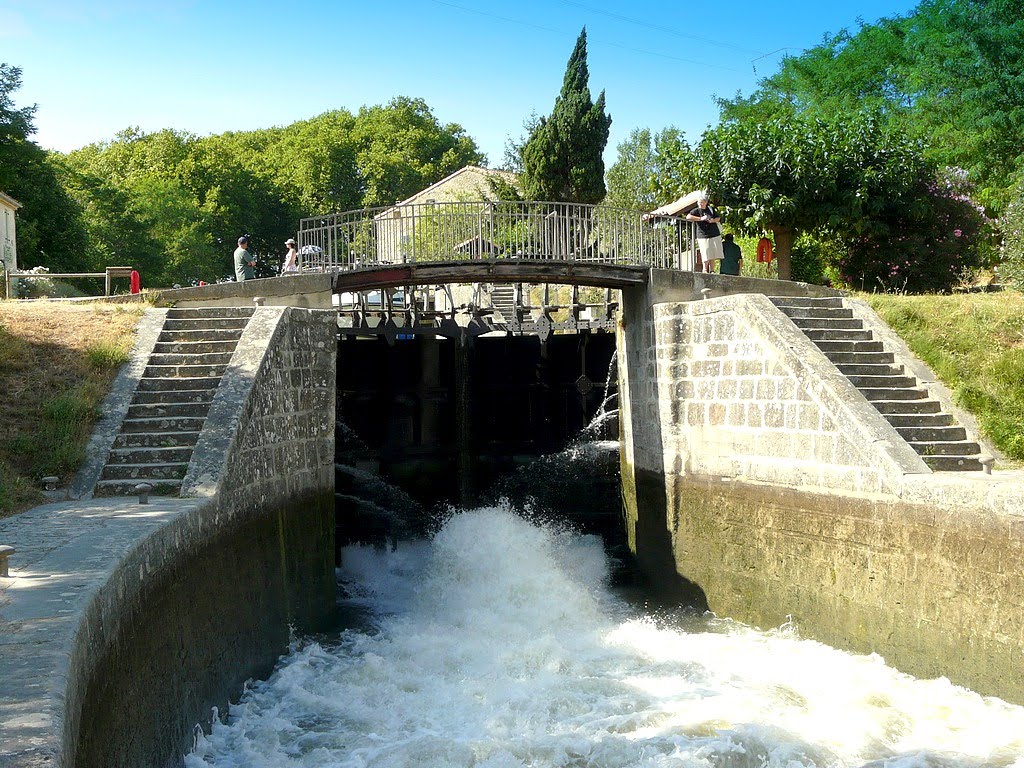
(618, 281, 1024, 704)
(0, 307, 337, 768)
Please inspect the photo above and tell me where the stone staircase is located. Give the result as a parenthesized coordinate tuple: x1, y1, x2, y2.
(93, 307, 255, 496)
(490, 284, 518, 323)
(770, 296, 986, 472)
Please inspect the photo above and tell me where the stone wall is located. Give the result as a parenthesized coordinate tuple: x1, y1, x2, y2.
(0, 307, 338, 768)
(618, 286, 1024, 704)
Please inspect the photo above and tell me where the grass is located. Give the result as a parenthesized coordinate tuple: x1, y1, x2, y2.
(0, 301, 143, 516)
(864, 290, 1024, 464)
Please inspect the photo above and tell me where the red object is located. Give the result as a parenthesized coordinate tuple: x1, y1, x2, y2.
(756, 238, 774, 264)
(129, 270, 141, 293)
(198, 280, 207, 287)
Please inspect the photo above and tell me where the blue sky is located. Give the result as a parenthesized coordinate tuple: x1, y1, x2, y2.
(1, 0, 921, 166)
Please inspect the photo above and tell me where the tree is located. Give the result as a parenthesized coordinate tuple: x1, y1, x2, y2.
(520, 29, 612, 204)
(0, 64, 89, 273)
(693, 112, 929, 281)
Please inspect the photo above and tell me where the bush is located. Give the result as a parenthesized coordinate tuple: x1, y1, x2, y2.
(836, 168, 988, 293)
(998, 184, 1024, 289)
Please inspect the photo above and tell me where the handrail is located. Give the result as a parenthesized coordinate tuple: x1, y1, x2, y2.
(4, 266, 134, 298)
(297, 200, 698, 273)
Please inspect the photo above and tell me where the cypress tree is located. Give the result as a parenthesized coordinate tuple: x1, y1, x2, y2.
(521, 29, 612, 204)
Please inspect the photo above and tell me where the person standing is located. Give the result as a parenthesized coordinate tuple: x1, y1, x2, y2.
(234, 236, 255, 282)
(282, 238, 299, 274)
(720, 233, 743, 276)
(686, 193, 723, 273)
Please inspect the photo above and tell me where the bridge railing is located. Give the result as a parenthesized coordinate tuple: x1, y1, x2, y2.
(297, 201, 698, 272)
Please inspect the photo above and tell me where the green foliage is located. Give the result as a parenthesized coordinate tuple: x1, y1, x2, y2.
(521, 29, 612, 204)
(0, 63, 90, 273)
(86, 338, 132, 369)
(52, 96, 483, 286)
(719, 0, 1024, 214)
(606, 127, 694, 212)
(998, 184, 1024, 289)
(867, 291, 1024, 463)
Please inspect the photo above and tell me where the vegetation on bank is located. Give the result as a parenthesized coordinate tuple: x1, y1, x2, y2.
(0, 301, 143, 516)
(866, 290, 1024, 464)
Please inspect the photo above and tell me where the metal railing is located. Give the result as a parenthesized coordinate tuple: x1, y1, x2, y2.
(297, 201, 698, 272)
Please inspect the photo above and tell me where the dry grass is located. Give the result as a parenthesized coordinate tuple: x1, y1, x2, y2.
(0, 300, 144, 516)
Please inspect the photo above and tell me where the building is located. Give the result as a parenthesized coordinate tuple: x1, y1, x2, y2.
(373, 165, 519, 264)
(1, 190, 22, 276)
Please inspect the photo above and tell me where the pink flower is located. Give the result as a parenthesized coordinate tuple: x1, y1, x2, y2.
(954, 229, 962, 237)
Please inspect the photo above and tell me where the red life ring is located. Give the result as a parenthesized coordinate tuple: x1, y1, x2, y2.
(756, 238, 774, 264)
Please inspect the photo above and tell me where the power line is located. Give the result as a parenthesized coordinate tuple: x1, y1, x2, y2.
(559, 0, 767, 56)
(427, 0, 746, 73)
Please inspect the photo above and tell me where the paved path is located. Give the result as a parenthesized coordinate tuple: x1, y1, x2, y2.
(0, 497, 203, 766)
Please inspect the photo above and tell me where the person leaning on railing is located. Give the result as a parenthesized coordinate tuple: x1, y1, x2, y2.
(685, 193, 723, 274)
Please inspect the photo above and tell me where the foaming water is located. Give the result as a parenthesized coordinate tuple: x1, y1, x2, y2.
(187, 507, 1024, 768)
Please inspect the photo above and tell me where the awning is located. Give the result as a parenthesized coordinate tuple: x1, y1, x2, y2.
(643, 190, 704, 220)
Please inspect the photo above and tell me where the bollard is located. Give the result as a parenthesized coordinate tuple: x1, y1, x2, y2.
(0, 545, 15, 577)
(700, 288, 713, 300)
(253, 296, 266, 307)
(41, 476, 59, 491)
(135, 483, 153, 504)
(980, 456, 995, 475)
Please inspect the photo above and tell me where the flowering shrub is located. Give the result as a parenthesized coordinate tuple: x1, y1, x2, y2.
(835, 168, 988, 293)
(998, 185, 1024, 289)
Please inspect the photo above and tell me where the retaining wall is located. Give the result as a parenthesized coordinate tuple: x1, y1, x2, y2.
(618, 282, 1024, 703)
(0, 307, 337, 767)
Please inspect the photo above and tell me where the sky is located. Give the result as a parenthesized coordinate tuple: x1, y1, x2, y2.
(1, 0, 922, 167)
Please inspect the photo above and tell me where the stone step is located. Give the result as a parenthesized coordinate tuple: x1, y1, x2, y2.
(835, 363, 905, 377)
(847, 374, 919, 389)
(871, 399, 943, 415)
(162, 317, 250, 332)
(923, 455, 985, 472)
(910, 440, 982, 457)
(814, 340, 885, 354)
(824, 351, 896, 365)
(131, 389, 217, 405)
(100, 462, 189, 481)
(896, 425, 968, 442)
(165, 307, 254, 320)
(790, 317, 864, 330)
(106, 446, 194, 465)
(143, 363, 228, 379)
(803, 328, 874, 342)
(860, 387, 929, 401)
(148, 352, 235, 367)
(158, 329, 245, 343)
(770, 296, 845, 309)
(137, 376, 220, 392)
(126, 402, 211, 419)
(113, 431, 202, 449)
(119, 416, 207, 433)
(93, 479, 183, 497)
(777, 306, 855, 319)
(152, 340, 239, 355)
(883, 412, 955, 428)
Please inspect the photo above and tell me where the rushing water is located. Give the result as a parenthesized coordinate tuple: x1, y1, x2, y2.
(186, 506, 1024, 768)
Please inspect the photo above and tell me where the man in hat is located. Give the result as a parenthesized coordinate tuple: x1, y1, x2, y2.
(685, 193, 723, 273)
(234, 236, 255, 281)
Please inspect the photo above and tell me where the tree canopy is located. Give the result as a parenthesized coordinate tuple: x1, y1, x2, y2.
(520, 29, 612, 204)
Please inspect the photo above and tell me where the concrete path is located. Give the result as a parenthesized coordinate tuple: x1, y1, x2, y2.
(0, 497, 204, 766)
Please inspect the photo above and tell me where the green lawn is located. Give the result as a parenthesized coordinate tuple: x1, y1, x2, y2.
(864, 290, 1024, 465)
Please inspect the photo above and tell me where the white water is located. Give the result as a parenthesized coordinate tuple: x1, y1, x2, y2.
(187, 507, 1024, 768)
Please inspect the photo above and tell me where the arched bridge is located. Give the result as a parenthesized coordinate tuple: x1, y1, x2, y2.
(297, 200, 698, 338)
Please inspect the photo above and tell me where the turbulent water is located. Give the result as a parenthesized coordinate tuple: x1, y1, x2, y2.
(187, 507, 1024, 768)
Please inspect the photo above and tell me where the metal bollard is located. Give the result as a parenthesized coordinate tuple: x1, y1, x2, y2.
(135, 483, 153, 504)
(0, 545, 15, 577)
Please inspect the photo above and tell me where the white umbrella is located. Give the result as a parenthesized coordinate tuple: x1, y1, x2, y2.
(643, 190, 706, 220)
